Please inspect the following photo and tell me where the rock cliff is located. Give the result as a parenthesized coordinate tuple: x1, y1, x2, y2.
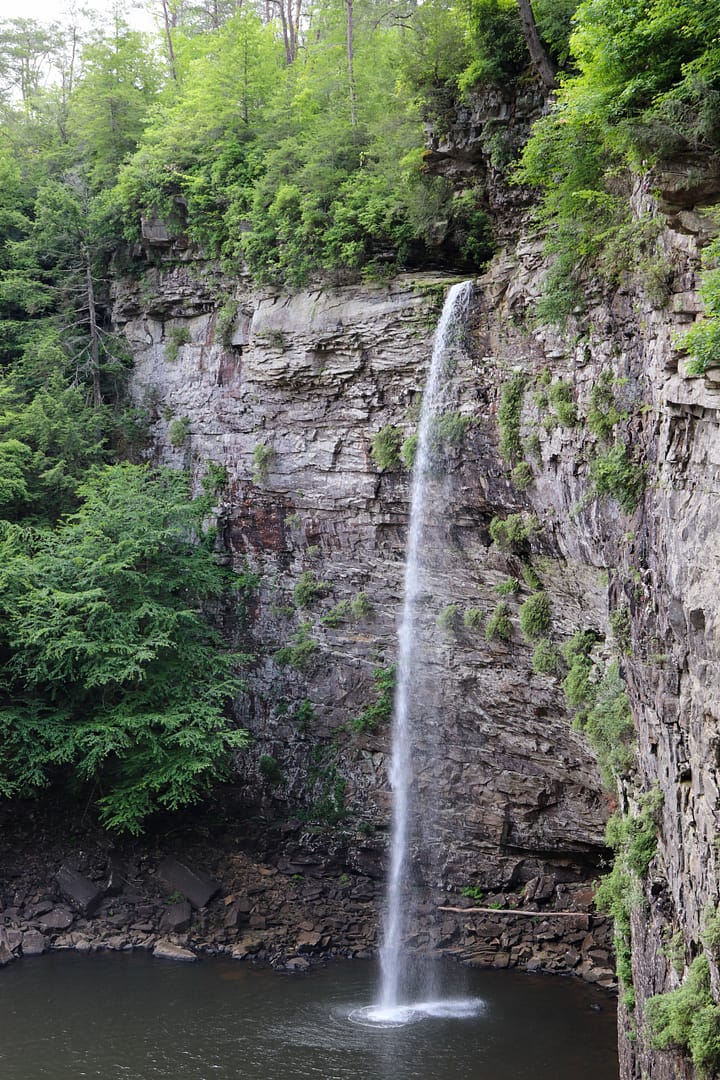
(107, 80, 720, 1077)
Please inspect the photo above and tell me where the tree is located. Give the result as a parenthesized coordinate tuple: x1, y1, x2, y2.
(0, 18, 60, 108)
(0, 463, 249, 833)
(517, 0, 557, 90)
(67, 16, 161, 187)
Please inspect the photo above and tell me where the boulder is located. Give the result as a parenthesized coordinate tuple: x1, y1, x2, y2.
(38, 907, 74, 931)
(153, 940, 197, 962)
(56, 865, 104, 916)
(22, 930, 47, 956)
(160, 901, 192, 933)
(230, 936, 264, 959)
(285, 956, 310, 972)
(158, 858, 219, 909)
(0, 928, 14, 966)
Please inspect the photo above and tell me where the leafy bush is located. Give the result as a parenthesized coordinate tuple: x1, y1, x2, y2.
(168, 416, 191, 448)
(519, 591, 552, 641)
(293, 571, 328, 609)
(547, 380, 577, 426)
(401, 434, 418, 470)
(437, 603, 460, 636)
(494, 576, 521, 596)
(485, 602, 512, 642)
(274, 624, 317, 671)
(582, 662, 636, 787)
(165, 325, 190, 362)
(458, 0, 526, 91)
(646, 956, 720, 1078)
(590, 442, 645, 513)
(321, 600, 351, 628)
(511, 460, 533, 490)
(0, 464, 248, 833)
(702, 904, 720, 955)
(521, 561, 542, 591)
(350, 592, 373, 619)
(532, 639, 562, 676)
(595, 787, 663, 1001)
(463, 606, 484, 629)
(259, 753, 284, 785)
(252, 442, 274, 485)
(294, 698, 316, 732)
(216, 299, 239, 347)
(306, 750, 348, 825)
(430, 411, 473, 453)
(370, 426, 402, 471)
(498, 374, 526, 464)
(351, 664, 396, 733)
(610, 607, 632, 656)
(489, 513, 539, 553)
(587, 371, 625, 440)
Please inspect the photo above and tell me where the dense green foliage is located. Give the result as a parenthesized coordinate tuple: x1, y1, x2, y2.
(485, 602, 512, 642)
(559, 631, 635, 787)
(0, 13, 253, 830)
(646, 956, 720, 1075)
(351, 664, 396, 734)
(684, 237, 720, 374)
(0, 465, 248, 832)
(370, 425, 403, 471)
(516, 0, 720, 319)
(489, 512, 538, 553)
(498, 375, 526, 465)
(595, 786, 663, 1005)
(518, 590, 552, 641)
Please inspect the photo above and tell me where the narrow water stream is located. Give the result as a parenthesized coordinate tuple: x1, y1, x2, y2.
(0, 954, 617, 1079)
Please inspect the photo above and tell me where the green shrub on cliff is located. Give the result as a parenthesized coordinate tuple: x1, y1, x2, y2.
(274, 624, 318, 672)
(590, 441, 645, 513)
(489, 513, 539, 553)
(485, 602, 512, 642)
(595, 786, 663, 1006)
(684, 237, 720, 376)
(532, 639, 562, 676)
(646, 956, 720, 1077)
(519, 591, 552, 641)
(164, 326, 190, 362)
(547, 380, 577, 426)
(498, 375, 526, 464)
(351, 663, 396, 733)
(516, 0, 720, 318)
(370, 426, 402, 471)
(293, 571, 329, 609)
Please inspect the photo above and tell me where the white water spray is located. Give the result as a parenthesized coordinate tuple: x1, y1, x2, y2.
(376, 280, 474, 1016)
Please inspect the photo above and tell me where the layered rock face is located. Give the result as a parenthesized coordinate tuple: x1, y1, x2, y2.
(112, 257, 611, 956)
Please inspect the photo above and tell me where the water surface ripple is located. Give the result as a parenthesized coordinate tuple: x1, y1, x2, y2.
(0, 954, 618, 1080)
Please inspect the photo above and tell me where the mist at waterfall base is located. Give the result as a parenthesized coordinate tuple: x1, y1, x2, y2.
(0, 953, 617, 1079)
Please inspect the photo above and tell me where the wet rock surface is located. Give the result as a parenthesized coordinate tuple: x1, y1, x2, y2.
(0, 809, 612, 984)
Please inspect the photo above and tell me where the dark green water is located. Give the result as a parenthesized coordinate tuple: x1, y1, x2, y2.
(0, 953, 617, 1079)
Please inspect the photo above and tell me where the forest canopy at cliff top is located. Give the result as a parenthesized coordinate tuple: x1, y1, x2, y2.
(0, 0, 719, 830)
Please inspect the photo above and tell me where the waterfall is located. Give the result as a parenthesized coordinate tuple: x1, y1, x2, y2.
(377, 280, 474, 1013)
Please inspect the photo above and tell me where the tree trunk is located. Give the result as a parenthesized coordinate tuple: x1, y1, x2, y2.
(84, 253, 102, 407)
(160, 0, 177, 81)
(517, 0, 556, 91)
(346, 0, 356, 127)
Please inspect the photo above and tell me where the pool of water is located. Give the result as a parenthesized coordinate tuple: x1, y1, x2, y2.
(0, 953, 617, 1079)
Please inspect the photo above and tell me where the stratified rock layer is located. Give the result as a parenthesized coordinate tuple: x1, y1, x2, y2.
(112, 263, 610, 946)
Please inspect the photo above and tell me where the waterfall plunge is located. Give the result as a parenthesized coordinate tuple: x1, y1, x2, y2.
(378, 280, 474, 1016)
